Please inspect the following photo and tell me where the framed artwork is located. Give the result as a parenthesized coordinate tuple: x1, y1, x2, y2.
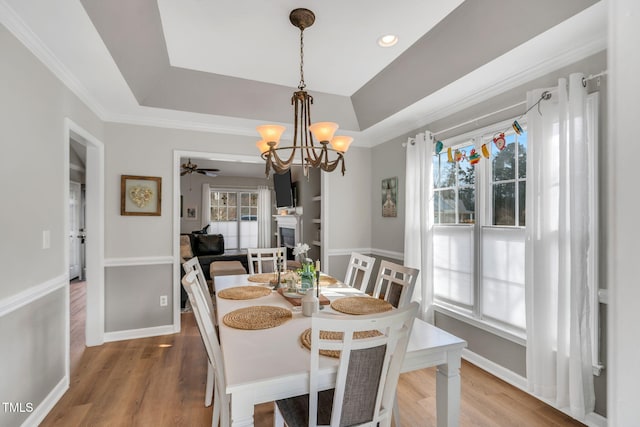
(186, 206, 198, 220)
(120, 175, 162, 216)
(382, 177, 398, 218)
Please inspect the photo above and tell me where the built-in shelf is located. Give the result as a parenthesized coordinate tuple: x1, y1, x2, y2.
(312, 240, 321, 246)
(312, 219, 321, 224)
(312, 196, 321, 202)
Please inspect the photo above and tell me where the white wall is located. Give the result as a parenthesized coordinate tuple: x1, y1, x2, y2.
(607, 0, 640, 424)
(0, 23, 103, 426)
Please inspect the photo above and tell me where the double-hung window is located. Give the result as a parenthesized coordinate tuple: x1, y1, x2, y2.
(433, 121, 527, 337)
(209, 190, 259, 250)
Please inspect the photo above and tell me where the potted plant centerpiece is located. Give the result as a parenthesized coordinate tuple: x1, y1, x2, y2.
(292, 243, 315, 291)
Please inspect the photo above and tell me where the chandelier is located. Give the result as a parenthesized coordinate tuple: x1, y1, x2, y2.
(256, 8, 353, 177)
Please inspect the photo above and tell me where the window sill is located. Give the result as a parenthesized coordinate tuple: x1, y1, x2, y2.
(433, 303, 527, 347)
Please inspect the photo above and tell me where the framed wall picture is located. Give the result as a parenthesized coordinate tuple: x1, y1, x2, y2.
(382, 177, 398, 218)
(186, 206, 198, 220)
(120, 175, 162, 216)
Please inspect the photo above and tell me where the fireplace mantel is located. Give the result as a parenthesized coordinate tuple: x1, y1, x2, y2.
(274, 214, 303, 250)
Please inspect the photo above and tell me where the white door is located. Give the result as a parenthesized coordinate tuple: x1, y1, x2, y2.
(69, 181, 82, 280)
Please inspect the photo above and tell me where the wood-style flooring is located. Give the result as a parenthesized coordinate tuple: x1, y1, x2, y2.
(41, 280, 585, 426)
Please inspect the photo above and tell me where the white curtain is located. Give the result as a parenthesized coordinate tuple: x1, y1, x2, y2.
(525, 73, 595, 418)
(201, 183, 211, 230)
(257, 186, 271, 247)
(404, 132, 435, 322)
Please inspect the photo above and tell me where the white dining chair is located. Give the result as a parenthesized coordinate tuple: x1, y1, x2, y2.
(371, 260, 419, 309)
(183, 257, 215, 320)
(246, 247, 287, 274)
(182, 272, 231, 427)
(343, 252, 376, 293)
(274, 302, 419, 427)
(181, 263, 215, 408)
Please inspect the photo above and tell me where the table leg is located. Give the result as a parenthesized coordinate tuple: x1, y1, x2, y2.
(435, 351, 462, 427)
(230, 394, 255, 427)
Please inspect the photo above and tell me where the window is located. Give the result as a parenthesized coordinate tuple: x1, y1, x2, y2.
(433, 122, 527, 336)
(487, 131, 527, 226)
(433, 143, 476, 224)
(209, 190, 258, 250)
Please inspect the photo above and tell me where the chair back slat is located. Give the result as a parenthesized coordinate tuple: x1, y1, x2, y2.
(343, 252, 376, 292)
(372, 260, 419, 308)
(247, 247, 287, 274)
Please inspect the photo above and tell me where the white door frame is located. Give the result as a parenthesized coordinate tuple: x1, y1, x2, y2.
(172, 150, 262, 329)
(64, 118, 105, 347)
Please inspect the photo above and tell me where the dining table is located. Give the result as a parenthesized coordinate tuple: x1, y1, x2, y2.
(214, 273, 467, 427)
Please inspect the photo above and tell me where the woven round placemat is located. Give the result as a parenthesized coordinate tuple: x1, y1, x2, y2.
(247, 273, 338, 287)
(223, 306, 292, 330)
(331, 297, 393, 315)
(217, 286, 272, 300)
(300, 328, 383, 358)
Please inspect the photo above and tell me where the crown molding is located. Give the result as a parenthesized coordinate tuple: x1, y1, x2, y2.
(0, 0, 109, 120)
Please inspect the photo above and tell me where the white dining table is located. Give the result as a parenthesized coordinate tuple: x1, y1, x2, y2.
(214, 274, 467, 427)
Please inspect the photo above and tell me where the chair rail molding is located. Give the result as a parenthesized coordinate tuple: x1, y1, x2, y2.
(0, 273, 68, 317)
(103, 256, 174, 267)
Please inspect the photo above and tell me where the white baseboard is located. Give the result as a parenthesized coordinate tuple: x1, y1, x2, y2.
(104, 324, 177, 342)
(462, 349, 607, 427)
(21, 376, 68, 427)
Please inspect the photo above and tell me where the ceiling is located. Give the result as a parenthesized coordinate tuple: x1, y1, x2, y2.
(2, 0, 605, 179)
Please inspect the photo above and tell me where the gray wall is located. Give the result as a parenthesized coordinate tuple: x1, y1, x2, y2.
(369, 50, 608, 417)
(105, 264, 173, 332)
(0, 23, 103, 426)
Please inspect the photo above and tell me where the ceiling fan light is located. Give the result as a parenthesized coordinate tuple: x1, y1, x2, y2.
(309, 122, 339, 143)
(256, 125, 286, 144)
(329, 135, 353, 152)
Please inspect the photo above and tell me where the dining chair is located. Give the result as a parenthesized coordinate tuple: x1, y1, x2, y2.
(246, 247, 287, 274)
(274, 302, 419, 427)
(183, 257, 215, 320)
(371, 260, 419, 309)
(182, 272, 230, 427)
(343, 252, 376, 293)
(181, 262, 215, 408)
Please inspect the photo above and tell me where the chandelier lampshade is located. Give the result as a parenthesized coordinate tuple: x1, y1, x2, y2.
(257, 8, 351, 177)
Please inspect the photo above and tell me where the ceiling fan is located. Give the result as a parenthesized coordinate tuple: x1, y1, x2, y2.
(180, 158, 221, 177)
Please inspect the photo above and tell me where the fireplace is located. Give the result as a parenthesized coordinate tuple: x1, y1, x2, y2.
(274, 214, 302, 260)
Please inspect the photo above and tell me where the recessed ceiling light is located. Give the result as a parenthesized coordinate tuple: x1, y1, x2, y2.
(378, 34, 398, 48)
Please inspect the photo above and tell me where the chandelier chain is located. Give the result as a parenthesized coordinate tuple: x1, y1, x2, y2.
(298, 28, 306, 90)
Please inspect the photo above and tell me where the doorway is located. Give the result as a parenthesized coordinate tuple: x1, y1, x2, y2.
(65, 119, 105, 348)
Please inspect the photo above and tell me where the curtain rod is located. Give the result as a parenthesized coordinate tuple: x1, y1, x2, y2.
(432, 101, 526, 139)
(582, 70, 607, 87)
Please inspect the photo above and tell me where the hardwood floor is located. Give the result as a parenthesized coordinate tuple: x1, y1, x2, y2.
(41, 281, 585, 426)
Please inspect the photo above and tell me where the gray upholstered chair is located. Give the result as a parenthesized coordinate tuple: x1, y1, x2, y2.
(343, 252, 376, 293)
(371, 260, 419, 309)
(274, 302, 419, 427)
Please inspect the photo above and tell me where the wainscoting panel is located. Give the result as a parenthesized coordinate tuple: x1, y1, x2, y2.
(104, 263, 173, 335)
(0, 279, 68, 427)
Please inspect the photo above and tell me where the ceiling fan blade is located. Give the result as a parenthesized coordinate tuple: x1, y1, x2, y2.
(180, 171, 188, 176)
(203, 171, 219, 177)
(198, 168, 221, 172)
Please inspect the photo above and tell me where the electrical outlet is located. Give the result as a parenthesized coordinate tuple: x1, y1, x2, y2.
(160, 295, 168, 307)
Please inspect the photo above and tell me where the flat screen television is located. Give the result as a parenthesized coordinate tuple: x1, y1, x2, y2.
(273, 170, 294, 208)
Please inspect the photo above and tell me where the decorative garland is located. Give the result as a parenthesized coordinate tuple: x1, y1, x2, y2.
(434, 91, 552, 164)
